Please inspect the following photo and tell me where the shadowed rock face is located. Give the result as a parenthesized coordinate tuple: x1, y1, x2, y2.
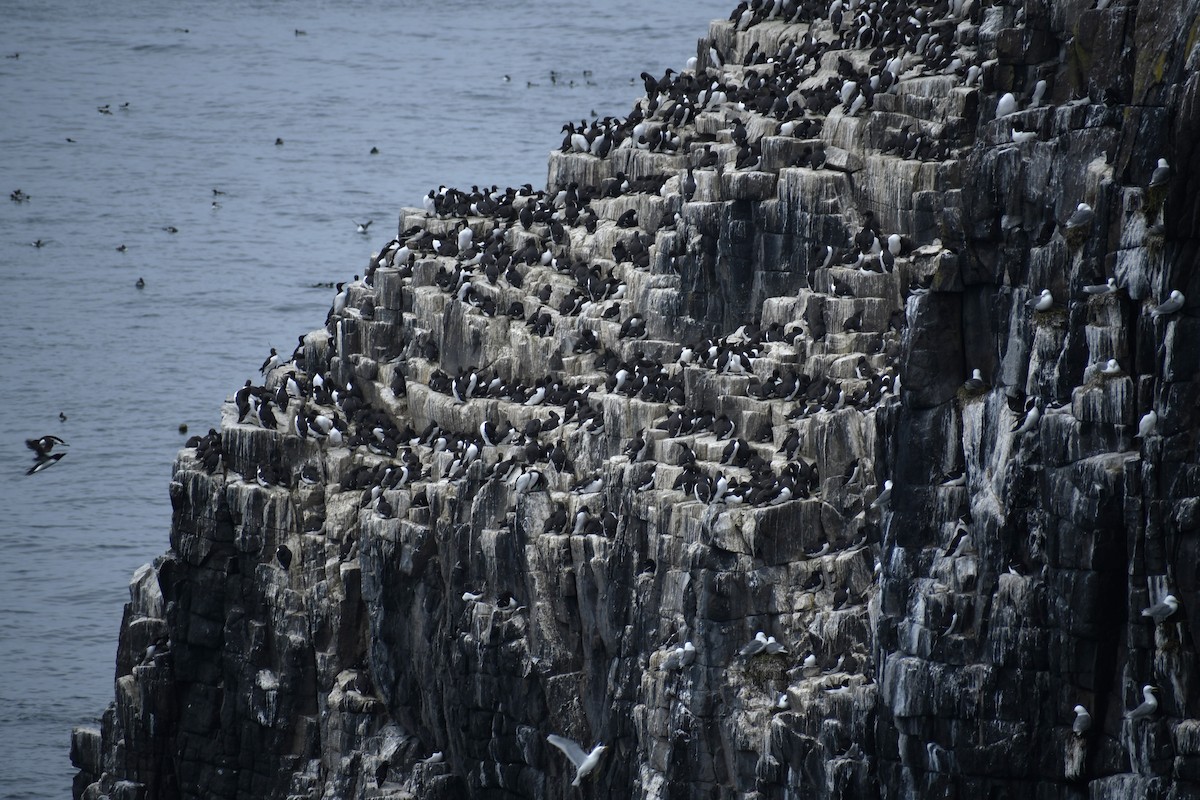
(72, 1, 1200, 798)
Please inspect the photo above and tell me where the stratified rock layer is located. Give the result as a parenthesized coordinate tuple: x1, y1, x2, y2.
(73, 1, 1200, 798)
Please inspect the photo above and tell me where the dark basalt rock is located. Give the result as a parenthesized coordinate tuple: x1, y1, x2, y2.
(74, 1, 1200, 798)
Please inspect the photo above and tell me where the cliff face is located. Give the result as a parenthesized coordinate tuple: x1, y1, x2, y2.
(72, 1, 1200, 798)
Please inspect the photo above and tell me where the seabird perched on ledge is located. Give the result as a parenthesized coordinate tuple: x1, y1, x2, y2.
(1151, 290, 1184, 317)
(1072, 705, 1091, 736)
(1141, 594, 1179, 624)
(1126, 685, 1158, 721)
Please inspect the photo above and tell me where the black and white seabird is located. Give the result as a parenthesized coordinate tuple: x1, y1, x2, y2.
(26, 434, 68, 458)
(1012, 398, 1041, 436)
(26, 452, 66, 475)
(355, 220, 373, 234)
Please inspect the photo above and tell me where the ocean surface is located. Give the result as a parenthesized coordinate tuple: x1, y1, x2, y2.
(0, 0, 733, 795)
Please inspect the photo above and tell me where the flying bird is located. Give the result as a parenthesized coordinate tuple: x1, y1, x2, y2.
(546, 734, 607, 787)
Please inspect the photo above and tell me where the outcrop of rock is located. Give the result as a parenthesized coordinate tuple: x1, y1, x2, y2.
(73, 0, 1200, 798)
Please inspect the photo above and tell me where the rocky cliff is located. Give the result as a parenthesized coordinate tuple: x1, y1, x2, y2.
(72, 0, 1200, 798)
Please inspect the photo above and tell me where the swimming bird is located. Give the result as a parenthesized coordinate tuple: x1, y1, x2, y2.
(546, 734, 607, 787)
(1126, 685, 1158, 720)
(1072, 705, 1091, 736)
(1141, 594, 1179, 624)
(355, 220, 372, 234)
(1151, 290, 1184, 317)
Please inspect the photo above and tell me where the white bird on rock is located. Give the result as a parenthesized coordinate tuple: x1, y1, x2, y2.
(1065, 202, 1094, 230)
(1083, 278, 1118, 295)
(1149, 157, 1170, 188)
(1027, 288, 1054, 312)
(739, 631, 769, 658)
(1141, 594, 1179, 624)
(1151, 290, 1185, 318)
(1137, 409, 1158, 439)
(763, 636, 788, 655)
(871, 479, 893, 509)
(1126, 685, 1158, 721)
(1099, 359, 1122, 377)
(1072, 705, 1092, 736)
(996, 92, 1017, 117)
(661, 641, 696, 671)
(546, 734, 607, 787)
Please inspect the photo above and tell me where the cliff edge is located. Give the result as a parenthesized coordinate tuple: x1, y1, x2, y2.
(73, 0, 1200, 797)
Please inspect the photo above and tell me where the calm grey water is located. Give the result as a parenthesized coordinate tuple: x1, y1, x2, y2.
(0, 1, 732, 796)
